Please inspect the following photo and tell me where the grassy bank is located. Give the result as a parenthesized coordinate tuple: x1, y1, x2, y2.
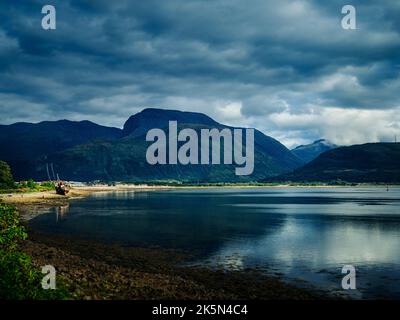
(0, 180, 55, 194)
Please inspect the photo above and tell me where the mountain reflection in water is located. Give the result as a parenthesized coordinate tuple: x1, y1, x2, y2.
(29, 187, 400, 299)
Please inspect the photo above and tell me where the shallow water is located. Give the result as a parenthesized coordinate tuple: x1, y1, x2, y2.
(29, 187, 400, 299)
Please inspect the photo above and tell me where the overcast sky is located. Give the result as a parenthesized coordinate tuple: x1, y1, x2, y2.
(1, 0, 400, 148)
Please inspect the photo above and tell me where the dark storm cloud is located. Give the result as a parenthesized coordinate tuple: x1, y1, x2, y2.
(0, 0, 399, 146)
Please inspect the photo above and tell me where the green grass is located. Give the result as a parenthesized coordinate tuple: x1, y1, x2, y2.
(0, 180, 55, 194)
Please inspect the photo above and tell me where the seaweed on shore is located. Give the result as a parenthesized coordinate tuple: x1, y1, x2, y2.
(21, 229, 322, 300)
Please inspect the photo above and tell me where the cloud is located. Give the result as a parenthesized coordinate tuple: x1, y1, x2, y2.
(0, 0, 399, 147)
(269, 107, 400, 147)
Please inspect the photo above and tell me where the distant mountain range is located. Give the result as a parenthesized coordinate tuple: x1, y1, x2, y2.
(267, 143, 400, 183)
(0, 120, 121, 180)
(0, 108, 302, 182)
(291, 139, 338, 163)
(2, 109, 399, 183)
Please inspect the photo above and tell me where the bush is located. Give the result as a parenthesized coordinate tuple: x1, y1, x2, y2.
(11, 180, 55, 193)
(0, 203, 26, 252)
(40, 181, 55, 189)
(0, 160, 15, 189)
(0, 202, 69, 299)
(26, 179, 37, 189)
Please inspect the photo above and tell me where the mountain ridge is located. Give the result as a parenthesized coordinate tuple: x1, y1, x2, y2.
(0, 108, 303, 182)
(266, 142, 400, 183)
(291, 139, 337, 163)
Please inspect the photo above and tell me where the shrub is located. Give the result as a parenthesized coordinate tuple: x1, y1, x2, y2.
(0, 202, 69, 299)
(0, 161, 15, 189)
(26, 179, 37, 189)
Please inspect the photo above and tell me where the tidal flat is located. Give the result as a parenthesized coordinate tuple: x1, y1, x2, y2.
(10, 185, 400, 299)
(22, 229, 319, 300)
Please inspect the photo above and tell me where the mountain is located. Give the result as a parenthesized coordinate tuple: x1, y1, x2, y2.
(122, 108, 301, 169)
(291, 139, 337, 163)
(0, 108, 303, 182)
(122, 108, 219, 137)
(265, 143, 400, 183)
(0, 120, 122, 180)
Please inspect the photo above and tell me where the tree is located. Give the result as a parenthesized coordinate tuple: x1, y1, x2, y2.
(0, 160, 14, 189)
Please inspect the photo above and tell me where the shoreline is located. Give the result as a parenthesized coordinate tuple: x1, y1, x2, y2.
(23, 229, 324, 300)
(1, 183, 397, 220)
(1, 184, 348, 299)
(0, 185, 175, 220)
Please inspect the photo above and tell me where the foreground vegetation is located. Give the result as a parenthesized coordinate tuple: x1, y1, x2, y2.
(0, 201, 69, 299)
(0, 160, 14, 190)
(0, 160, 54, 194)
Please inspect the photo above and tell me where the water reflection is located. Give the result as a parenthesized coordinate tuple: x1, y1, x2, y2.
(207, 213, 400, 266)
(29, 187, 400, 298)
(55, 204, 69, 222)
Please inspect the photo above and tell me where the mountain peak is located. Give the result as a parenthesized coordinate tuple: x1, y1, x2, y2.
(122, 108, 220, 136)
(292, 139, 338, 163)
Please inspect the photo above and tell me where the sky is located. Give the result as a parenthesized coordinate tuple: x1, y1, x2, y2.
(0, 0, 400, 148)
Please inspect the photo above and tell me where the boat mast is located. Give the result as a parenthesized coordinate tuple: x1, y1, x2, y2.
(50, 163, 56, 181)
(46, 163, 52, 181)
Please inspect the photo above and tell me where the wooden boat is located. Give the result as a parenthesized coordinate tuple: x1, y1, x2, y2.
(46, 163, 70, 195)
(55, 181, 70, 195)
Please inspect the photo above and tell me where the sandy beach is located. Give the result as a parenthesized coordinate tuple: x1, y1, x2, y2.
(0, 184, 174, 219)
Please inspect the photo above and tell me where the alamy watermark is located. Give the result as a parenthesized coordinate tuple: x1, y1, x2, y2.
(341, 5, 356, 30)
(41, 5, 56, 30)
(40, 5, 356, 31)
(41, 265, 56, 290)
(341, 265, 356, 290)
(145, 121, 254, 176)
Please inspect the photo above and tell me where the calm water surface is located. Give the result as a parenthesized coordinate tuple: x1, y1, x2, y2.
(29, 187, 400, 299)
